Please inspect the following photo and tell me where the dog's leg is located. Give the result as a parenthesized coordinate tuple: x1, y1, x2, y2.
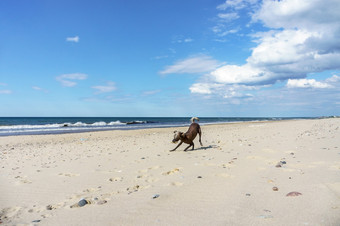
(184, 142, 194, 151)
(199, 127, 203, 146)
(170, 141, 183, 152)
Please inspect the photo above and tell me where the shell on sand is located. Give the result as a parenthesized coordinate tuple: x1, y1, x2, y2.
(286, 191, 302, 197)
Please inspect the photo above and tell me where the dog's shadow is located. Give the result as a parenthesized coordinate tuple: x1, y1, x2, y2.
(186, 144, 218, 152)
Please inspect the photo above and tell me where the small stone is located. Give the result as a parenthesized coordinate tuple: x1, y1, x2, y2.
(152, 194, 160, 199)
(275, 163, 282, 168)
(246, 193, 251, 196)
(46, 205, 53, 210)
(197, 176, 202, 178)
(32, 220, 41, 223)
(272, 187, 279, 191)
(78, 199, 88, 207)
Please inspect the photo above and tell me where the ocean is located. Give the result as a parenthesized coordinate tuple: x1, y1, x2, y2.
(0, 117, 313, 136)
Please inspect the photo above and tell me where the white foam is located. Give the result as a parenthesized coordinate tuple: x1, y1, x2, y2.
(108, 121, 125, 125)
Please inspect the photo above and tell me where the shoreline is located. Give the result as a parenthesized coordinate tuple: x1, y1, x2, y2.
(0, 117, 321, 137)
(1, 118, 339, 225)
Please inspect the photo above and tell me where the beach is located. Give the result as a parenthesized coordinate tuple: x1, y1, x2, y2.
(0, 118, 339, 225)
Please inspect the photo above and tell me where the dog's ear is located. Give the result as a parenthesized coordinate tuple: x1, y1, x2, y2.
(180, 132, 185, 138)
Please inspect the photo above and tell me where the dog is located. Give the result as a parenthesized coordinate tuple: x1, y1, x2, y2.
(170, 117, 203, 152)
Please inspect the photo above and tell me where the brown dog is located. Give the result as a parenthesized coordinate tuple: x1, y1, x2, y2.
(170, 117, 203, 152)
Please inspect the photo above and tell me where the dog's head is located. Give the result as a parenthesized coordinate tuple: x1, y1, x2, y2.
(172, 130, 183, 143)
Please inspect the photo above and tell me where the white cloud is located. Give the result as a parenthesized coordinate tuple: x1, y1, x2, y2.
(92, 81, 116, 94)
(325, 75, 340, 83)
(172, 36, 194, 43)
(217, 12, 239, 21)
(32, 86, 48, 93)
(217, 0, 258, 10)
(142, 90, 161, 96)
(201, 0, 340, 95)
(252, 0, 340, 30)
(66, 36, 79, 43)
(56, 73, 88, 87)
(287, 79, 331, 89)
(0, 83, 11, 94)
(160, 55, 225, 75)
(32, 86, 42, 90)
(287, 75, 340, 89)
(189, 83, 224, 94)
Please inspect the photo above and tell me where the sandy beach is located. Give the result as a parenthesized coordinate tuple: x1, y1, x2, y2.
(0, 118, 339, 225)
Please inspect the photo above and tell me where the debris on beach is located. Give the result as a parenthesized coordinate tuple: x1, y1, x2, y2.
(127, 185, 140, 194)
(152, 194, 160, 199)
(46, 205, 54, 210)
(163, 168, 180, 175)
(70, 199, 91, 208)
(275, 160, 287, 167)
(286, 191, 302, 197)
(272, 187, 279, 191)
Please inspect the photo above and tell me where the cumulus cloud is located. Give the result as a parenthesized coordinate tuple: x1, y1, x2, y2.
(194, 0, 340, 99)
(160, 55, 225, 75)
(56, 73, 88, 87)
(66, 36, 79, 43)
(287, 79, 331, 89)
(189, 83, 224, 94)
(92, 81, 116, 94)
(287, 75, 340, 89)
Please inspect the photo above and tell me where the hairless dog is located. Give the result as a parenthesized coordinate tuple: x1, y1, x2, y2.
(170, 117, 203, 151)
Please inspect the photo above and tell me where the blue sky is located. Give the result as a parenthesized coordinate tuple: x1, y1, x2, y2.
(1, 0, 340, 117)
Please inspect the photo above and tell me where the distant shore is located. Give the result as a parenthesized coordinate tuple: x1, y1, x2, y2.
(1, 118, 339, 225)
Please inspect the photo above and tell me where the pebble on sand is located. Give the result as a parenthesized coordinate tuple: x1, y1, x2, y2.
(272, 187, 279, 191)
(286, 191, 302, 197)
(78, 199, 88, 207)
(152, 194, 160, 199)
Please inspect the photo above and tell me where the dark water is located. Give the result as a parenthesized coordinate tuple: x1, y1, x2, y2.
(0, 117, 314, 136)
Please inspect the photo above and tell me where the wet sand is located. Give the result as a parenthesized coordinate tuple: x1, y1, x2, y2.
(1, 118, 340, 225)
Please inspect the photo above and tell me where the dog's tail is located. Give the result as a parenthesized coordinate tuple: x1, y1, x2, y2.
(190, 117, 199, 123)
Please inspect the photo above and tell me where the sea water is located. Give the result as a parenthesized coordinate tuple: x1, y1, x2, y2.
(0, 117, 312, 136)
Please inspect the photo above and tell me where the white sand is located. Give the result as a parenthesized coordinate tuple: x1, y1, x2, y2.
(1, 118, 340, 225)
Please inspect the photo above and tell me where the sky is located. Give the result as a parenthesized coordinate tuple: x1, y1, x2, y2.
(1, 0, 340, 117)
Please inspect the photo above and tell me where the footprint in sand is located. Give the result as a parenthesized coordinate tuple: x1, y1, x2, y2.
(126, 185, 141, 194)
(169, 182, 183, 186)
(0, 206, 23, 223)
(217, 173, 234, 178)
(58, 173, 80, 177)
(109, 177, 123, 182)
(14, 176, 32, 184)
(163, 168, 181, 175)
(138, 165, 161, 174)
